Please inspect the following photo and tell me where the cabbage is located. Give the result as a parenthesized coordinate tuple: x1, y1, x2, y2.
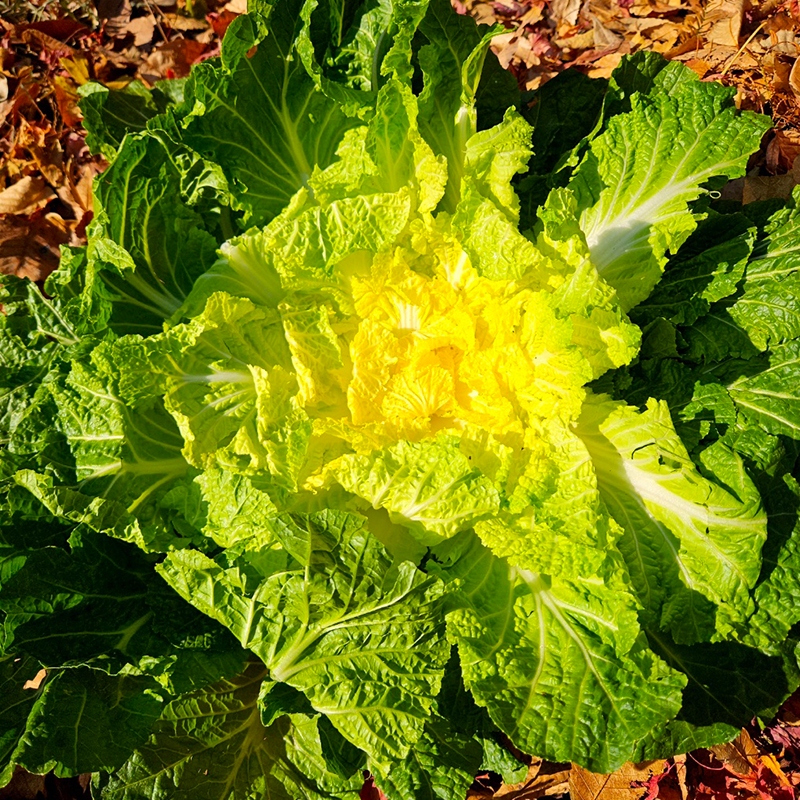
(2, 0, 798, 796)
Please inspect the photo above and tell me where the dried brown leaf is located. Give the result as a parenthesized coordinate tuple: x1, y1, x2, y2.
(771, 28, 800, 56)
(592, 16, 624, 48)
(709, 729, 760, 777)
(555, 28, 596, 49)
(0, 175, 56, 215)
(568, 761, 668, 800)
(550, 0, 582, 25)
(18, 28, 75, 62)
(0, 766, 47, 800)
(705, 0, 744, 47)
(161, 12, 210, 30)
(0, 67, 41, 128)
(140, 38, 206, 81)
(57, 159, 99, 220)
(126, 16, 158, 47)
(207, 9, 240, 38)
(743, 172, 797, 203)
(97, 0, 133, 36)
(53, 74, 83, 128)
(0, 216, 69, 280)
(494, 757, 570, 798)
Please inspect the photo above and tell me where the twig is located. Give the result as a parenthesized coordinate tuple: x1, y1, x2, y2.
(142, 0, 169, 43)
(721, 20, 767, 77)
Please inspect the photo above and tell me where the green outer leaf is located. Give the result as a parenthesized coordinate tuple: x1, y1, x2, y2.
(0, 532, 155, 666)
(634, 631, 800, 761)
(0, 654, 43, 787)
(631, 210, 756, 327)
(158, 509, 449, 764)
(743, 474, 800, 651)
(99, 660, 361, 800)
(78, 80, 185, 161)
(431, 532, 686, 773)
(180, 2, 360, 227)
(575, 394, 768, 642)
(89, 134, 222, 337)
(571, 80, 771, 311)
(726, 185, 800, 350)
(15, 668, 165, 777)
(726, 340, 800, 439)
(369, 716, 482, 800)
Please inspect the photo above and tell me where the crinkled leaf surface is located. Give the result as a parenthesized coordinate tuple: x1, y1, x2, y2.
(575, 394, 768, 642)
(158, 509, 449, 764)
(180, 0, 360, 227)
(431, 532, 686, 772)
(570, 80, 771, 310)
(14, 668, 165, 777)
(99, 660, 361, 800)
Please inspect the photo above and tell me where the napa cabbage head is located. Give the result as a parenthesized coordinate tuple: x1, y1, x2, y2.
(1, 0, 793, 791)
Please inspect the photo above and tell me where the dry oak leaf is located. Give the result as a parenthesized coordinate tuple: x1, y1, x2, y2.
(704, 0, 745, 47)
(709, 728, 760, 777)
(767, 130, 800, 173)
(494, 757, 570, 798)
(140, 38, 207, 81)
(126, 16, 157, 47)
(743, 156, 800, 203)
(0, 215, 69, 281)
(569, 760, 670, 800)
(0, 175, 56, 216)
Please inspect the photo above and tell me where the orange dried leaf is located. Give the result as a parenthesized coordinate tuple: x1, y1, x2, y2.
(0, 175, 56, 215)
(568, 761, 669, 800)
(207, 9, 241, 38)
(495, 757, 570, 798)
(140, 38, 207, 81)
(709, 729, 760, 777)
(0, 216, 69, 281)
(52, 75, 82, 128)
(685, 58, 712, 77)
(760, 753, 792, 786)
(59, 53, 92, 86)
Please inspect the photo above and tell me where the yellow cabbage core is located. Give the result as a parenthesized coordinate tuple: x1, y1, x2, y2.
(282, 224, 594, 450)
